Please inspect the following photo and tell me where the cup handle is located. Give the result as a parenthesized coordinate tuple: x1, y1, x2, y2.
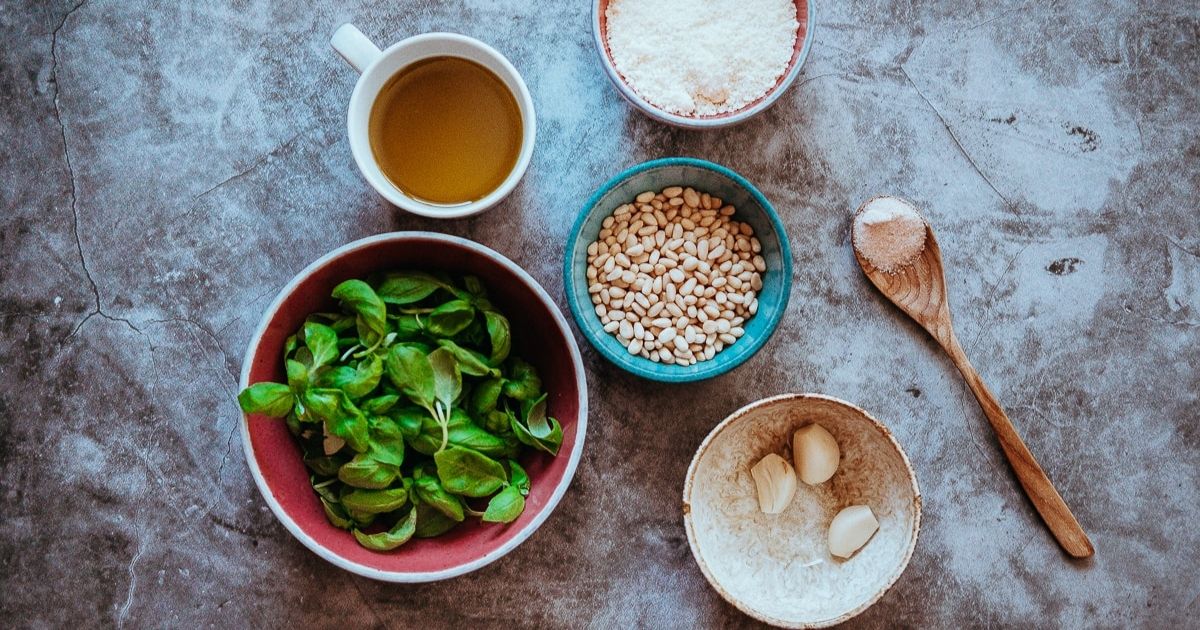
(331, 23, 382, 74)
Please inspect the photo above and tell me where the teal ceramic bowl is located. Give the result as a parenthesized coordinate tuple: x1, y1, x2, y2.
(564, 158, 792, 382)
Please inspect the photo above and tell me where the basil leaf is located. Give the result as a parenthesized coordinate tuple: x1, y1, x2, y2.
(450, 421, 520, 459)
(344, 354, 383, 399)
(384, 345, 435, 410)
(367, 416, 405, 467)
(353, 506, 416, 551)
(415, 502, 460, 538)
(292, 346, 314, 368)
(361, 394, 400, 415)
(523, 394, 551, 439)
(285, 359, 308, 392)
(332, 279, 387, 345)
(321, 497, 354, 529)
(483, 409, 510, 435)
(400, 408, 515, 458)
(436, 339, 500, 377)
(434, 446, 507, 498)
(428, 347, 462, 410)
(463, 275, 486, 298)
(391, 314, 424, 340)
(337, 452, 399, 489)
(413, 473, 465, 522)
(508, 460, 530, 496)
(303, 388, 369, 452)
(426, 299, 475, 337)
(237, 382, 294, 417)
(312, 477, 340, 502)
(377, 271, 446, 305)
(482, 485, 525, 524)
(539, 418, 563, 455)
(304, 321, 339, 369)
(469, 377, 504, 418)
(304, 453, 345, 477)
(483, 311, 511, 364)
(510, 409, 562, 456)
(345, 507, 376, 528)
(283, 334, 299, 359)
(389, 405, 427, 440)
(316, 365, 355, 389)
(329, 314, 357, 334)
(340, 487, 408, 514)
(501, 358, 541, 401)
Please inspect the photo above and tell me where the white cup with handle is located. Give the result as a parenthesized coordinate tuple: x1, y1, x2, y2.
(330, 24, 537, 219)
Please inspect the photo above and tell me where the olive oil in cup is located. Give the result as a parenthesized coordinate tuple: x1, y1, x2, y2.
(332, 26, 537, 218)
(369, 57, 522, 206)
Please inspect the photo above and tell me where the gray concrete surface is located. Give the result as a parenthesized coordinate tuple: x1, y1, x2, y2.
(2, 0, 1197, 627)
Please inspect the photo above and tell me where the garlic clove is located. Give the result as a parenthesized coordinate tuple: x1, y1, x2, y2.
(793, 423, 840, 485)
(750, 453, 797, 514)
(828, 505, 879, 558)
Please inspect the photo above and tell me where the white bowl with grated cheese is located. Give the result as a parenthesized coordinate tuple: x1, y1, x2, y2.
(593, 0, 816, 128)
(683, 394, 921, 627)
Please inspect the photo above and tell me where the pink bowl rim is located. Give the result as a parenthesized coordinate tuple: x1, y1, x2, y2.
(237, 231, 589, 582)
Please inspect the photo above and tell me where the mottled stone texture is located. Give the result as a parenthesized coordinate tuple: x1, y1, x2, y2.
(1, 0, 1196, 627)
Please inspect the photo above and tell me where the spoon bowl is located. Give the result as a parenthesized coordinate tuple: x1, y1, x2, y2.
(852, 196, 1094, 558)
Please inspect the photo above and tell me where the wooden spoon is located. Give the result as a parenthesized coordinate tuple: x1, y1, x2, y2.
(852, 196, 1094, 558)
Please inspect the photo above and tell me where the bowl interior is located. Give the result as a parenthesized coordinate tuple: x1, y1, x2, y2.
(565, 159, 791, 382)
(684, 395, 920, 627)
(594, 0, 813, 124)
(242, 234, 584, 579)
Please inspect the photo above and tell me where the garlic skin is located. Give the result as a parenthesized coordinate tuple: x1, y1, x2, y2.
(793, 423, 840, 485)
(828, 505, 879, 558)
(750, 453, 797, 514)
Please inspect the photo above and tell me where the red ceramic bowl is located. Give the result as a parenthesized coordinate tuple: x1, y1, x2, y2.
(238, 232, 588, 582)
(593, 0, 815, 128)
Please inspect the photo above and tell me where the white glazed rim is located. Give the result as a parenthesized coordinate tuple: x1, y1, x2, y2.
(238, 232, 588, 582)
(681, 393, 922, 627)
(590, 0, 817, 129)
(346, 34, 537, 219)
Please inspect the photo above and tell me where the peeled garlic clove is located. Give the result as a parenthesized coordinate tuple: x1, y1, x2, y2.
(828, 505, 879, 558)
(750, 453, 797, 514)
(793, 423, 840, 485)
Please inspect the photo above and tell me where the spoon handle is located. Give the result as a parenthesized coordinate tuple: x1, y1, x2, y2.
(940, 332, 1095, 558)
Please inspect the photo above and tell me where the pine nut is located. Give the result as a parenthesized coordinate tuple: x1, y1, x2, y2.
(584, 185, 766, 366)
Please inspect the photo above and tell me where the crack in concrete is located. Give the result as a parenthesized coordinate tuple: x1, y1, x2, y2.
(116, 531, 146, 628)
(957, 0, 1044, 36)
(899, 64, 1014, 210)
(1165, 234, 1200, 259)
(148, 315, 238, 382)
(795, 72, 840, 89)
(142, 315, 242, 482)
(51, 0, 100, 326)
(347, 579, 387, 629)
(50, 0, 158, 346)
(190, 128, 307, 205)
(965, 244, 1029, 356)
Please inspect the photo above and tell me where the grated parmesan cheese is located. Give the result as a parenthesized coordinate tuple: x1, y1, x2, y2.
(605, 0, 799, 116)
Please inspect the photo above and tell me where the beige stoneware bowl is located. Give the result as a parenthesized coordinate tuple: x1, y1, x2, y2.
(683, 394, 921, 628)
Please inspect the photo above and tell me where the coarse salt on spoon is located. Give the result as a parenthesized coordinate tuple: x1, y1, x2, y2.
(851, 195, 1094, 558)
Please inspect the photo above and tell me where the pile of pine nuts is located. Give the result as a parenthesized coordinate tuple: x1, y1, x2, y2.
(585, 186, 766, 365)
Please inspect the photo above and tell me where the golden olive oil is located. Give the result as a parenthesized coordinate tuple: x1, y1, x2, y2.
(368, 56, 522, 205)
